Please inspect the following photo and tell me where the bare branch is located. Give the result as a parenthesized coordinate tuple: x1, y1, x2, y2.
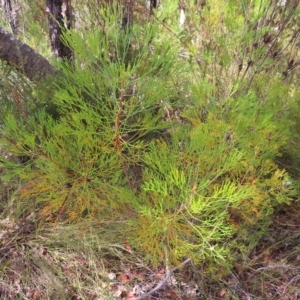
(135, 258, 192, 300)
(247, 265, 300, 281)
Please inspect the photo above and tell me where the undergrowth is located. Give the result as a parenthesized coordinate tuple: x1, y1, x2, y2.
(0, 0, 300, 298)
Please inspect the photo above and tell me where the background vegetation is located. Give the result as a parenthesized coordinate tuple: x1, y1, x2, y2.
(0, 0, 299, 299)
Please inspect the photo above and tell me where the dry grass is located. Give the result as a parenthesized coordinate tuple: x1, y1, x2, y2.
(0, 133, 299, 300)
(0, 171, 299, 300)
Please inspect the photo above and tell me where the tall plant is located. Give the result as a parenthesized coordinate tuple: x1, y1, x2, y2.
(1, 4, 186, 222)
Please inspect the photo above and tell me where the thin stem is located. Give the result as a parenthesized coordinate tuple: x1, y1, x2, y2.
(135, 258, 192, 300)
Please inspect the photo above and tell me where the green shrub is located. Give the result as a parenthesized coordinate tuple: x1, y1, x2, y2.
(132, 80, 296, 269)
(1, 13, 184, 220)
(0, 1, 298, 277)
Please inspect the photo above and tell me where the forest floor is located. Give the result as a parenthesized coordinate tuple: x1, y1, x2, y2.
(0, 181, 299, 300)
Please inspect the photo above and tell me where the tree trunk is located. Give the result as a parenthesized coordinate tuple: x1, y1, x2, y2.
(46, 0, 73, 60)
(1, 0, 20, 35)
(121, 0, 133, 28)
(0, 27, 56, 81)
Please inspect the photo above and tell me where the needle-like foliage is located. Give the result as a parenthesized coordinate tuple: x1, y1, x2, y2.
(0, 1, 298, 277)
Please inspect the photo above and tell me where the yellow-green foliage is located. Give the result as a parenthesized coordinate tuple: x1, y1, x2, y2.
(132, 78, 296, 271)
(0, 14, 183, 224)
(0, 0, 299, 278)
(3, 110, 136, 221)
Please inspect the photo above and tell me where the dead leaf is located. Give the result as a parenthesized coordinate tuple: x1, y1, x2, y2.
(118, 273, 131, 283)
(263, 252, 271, 262)
(124, 241, 132, 253)
(124, 292, 136, 300)
(131, 271, 145, 281)
(32, 289, 42, 300)
(166, 290, 179, 300)
(219, 288, 226, 297)
(157, 268, 165, 275)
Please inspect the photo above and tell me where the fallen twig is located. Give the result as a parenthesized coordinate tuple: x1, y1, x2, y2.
(247, 265, 300, 281)
(135, 258, 192, 300)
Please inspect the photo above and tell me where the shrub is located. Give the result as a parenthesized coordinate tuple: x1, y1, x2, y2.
(0, 1, 298, 276)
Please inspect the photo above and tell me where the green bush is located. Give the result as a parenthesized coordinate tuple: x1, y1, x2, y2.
(1, 13, 184, 220)
(0, 1, 298, 276)
(132, 82, 296, 270)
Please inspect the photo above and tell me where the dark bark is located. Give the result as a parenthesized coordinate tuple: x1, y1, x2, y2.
(149, 0, 157, 15)
(65, 0, 73, 32)
(2, 0, 20, 34)
(121, 0, 133, 28)
(46, 0, 73, 60)
(0, 27, 57, 81)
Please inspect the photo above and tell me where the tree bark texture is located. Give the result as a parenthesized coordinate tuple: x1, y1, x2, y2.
(148, 0, 157, 15)
(46, 0, 73, 59)
(0, 27, 56, 81)
(1, 0, 20, 34)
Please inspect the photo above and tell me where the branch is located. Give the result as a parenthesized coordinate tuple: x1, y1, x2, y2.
(135, 258, 192, 300)
(247, 265, 300, 281)
(0, 27, 57, 81)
